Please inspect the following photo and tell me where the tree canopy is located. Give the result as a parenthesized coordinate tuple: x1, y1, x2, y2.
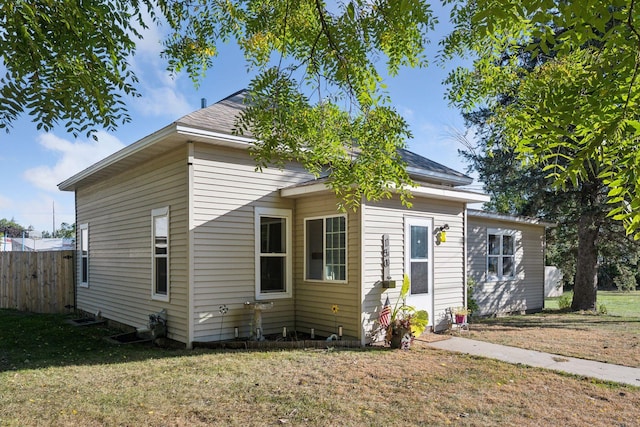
(2, 0, 435, 209)
(443, 0, 640, 237)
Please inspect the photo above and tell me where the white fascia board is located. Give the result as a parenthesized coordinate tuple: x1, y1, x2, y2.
(280, 181, 490, 203)
(280, 182, 331, 198)
(175, 125, 255, 147)
(58, 124, 255, 192)
(58, 123, 179, 191)
(407, 185, 490, 203)
(468, 209, 556, 227)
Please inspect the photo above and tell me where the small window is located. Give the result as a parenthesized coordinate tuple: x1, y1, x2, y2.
(305, 215, 347, 282)
(79, 223, 89, 288)
(255, 207, 292, 299)
(152, 207, 169, 301)
(487, 229, 516, 280)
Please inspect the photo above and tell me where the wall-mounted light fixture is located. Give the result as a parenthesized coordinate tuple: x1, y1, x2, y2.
(436, 224, 449, 244)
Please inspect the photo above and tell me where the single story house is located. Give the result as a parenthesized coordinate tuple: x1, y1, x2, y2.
(59, 90, 493, 347)
(467, 209, 555, 316)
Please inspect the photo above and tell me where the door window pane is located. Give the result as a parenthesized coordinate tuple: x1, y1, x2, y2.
(411, 225, 428, 259)
(410, 261, 429, 294)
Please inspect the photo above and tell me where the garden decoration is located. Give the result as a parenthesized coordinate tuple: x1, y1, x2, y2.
(378, 275, 428, 349)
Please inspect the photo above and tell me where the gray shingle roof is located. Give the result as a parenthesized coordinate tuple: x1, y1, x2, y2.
(399, 148, 472, 186)
(176, 90, 472, 186)
(60, 89, 474, 191)
(176, 89, 249, 135)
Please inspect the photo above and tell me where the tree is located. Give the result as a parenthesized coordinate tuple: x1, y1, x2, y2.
(0, 218, 27, 238)
(443, 0, 640, 238)
(42, 222, 75, 239)
(2, 0, 436, 210)
(55, 222, 76, 239)
(0, 1, 151, 136)
(461, 106, 640, 311)
(449, 10, 640, 311)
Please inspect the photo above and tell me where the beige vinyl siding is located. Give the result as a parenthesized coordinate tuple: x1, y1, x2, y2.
(293, 194, 361, 340)
(362, 197, 466, 338)
(468, 217, 546, 315)
(191, 143, 312, 342)
(75, 146, 189, 342)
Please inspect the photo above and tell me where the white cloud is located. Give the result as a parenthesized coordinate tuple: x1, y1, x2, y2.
(133, 16, 165, 58)
(23, 132, 125, 192)
(133, 83, 193, 118)
(398, 106, 415, 121)
(124, 10, 194, 120)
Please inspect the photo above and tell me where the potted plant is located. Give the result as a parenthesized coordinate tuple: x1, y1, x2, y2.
(452, 306, 470, 324)
(381, 275, 429, 349)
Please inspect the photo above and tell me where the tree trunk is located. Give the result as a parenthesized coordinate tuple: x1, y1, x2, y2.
(571, 203, 601, 311)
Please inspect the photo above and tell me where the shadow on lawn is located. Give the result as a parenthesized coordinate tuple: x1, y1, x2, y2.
(0, 310, 379, 372)
(0, 310, 200, 372)
(470, 310, 640, 333)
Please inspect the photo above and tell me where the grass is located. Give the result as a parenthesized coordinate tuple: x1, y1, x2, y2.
(1, 309, 640, 426)
(545, 290, 640, 317)
(468, 290, 640, 368)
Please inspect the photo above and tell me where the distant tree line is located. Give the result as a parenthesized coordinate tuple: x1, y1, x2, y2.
(0, 218, 75, 239)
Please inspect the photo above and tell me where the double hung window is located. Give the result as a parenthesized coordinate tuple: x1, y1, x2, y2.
(305, 216, 347, 282)
(255, 208, 292, 299)
(152, 207, 169, 300)
(79, 223, 89, 287)
(487, 229, 516, 280)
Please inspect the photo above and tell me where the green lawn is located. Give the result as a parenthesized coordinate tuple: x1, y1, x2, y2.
(545, 290, 640, 316)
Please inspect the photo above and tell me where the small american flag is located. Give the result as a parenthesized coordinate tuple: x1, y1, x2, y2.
(379, 296, 391, 328)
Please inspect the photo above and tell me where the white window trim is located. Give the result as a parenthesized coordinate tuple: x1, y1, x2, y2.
(152, 206, 170, 302)
(255, 207, 292, 300)
(486, 227, 517, 281)
(303, 214, 348, 284)
(79, 223, 89, 288)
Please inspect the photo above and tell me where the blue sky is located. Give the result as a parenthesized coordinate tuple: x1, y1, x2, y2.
(0, 4, 477, 234)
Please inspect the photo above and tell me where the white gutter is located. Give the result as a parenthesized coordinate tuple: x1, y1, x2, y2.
(175, 125, 255, 146)
(467, 209, 556, 227)
(280, 181, 490, 203)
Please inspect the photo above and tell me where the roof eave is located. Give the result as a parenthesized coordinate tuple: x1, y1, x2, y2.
(58, 124, 255, 192)
(281, 181, 490, 203)
(406, 166, 473, 187)
(58, 123, 179, 192)
(467, 209, 557, 227)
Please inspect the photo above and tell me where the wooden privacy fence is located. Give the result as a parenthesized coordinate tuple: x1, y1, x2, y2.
(0, 250, 75, 313)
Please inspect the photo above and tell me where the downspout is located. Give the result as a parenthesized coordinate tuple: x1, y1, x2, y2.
(359, 198, 367, 346)
(187, 141, 195, 349)
(73, 191, 78, 312)
(463, 206, 468, 310)
(542, 225, 548, 310)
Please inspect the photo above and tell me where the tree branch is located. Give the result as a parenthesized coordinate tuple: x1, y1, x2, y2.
(623, 0, 640, 114)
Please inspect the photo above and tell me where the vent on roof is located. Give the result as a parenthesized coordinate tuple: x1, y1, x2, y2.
(201, 98, 207, 108)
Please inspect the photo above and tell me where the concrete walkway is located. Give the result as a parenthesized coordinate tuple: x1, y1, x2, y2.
(427, 336, 640, 387)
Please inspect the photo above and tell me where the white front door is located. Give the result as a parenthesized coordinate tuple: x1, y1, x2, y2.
(405, 217, 433, 326)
